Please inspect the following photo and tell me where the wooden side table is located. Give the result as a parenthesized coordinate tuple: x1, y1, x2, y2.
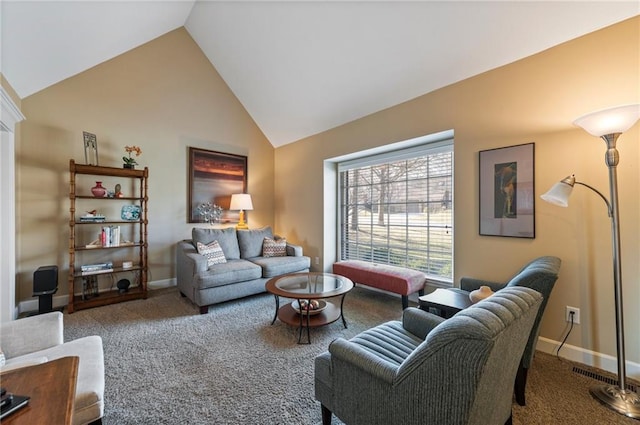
(0, 356, 79, 425)
(418, 288, 472, 318)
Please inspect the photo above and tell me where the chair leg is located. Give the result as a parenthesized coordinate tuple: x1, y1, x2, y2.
(88, 419, 102, 425)
(514, 364, 528, 406)
(402, 295, 409, 310)
(504, 412, 513, 425)
(321, 404, 332, 425)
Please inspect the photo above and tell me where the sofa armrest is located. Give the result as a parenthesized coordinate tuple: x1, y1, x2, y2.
(402, 307, 445, 340)
(460, 277, 506, 293)
(177, 240, 208, 272)
(176, 240, 209, 298)
(285, 243, 303, 257)
(0, 312, 63, 359)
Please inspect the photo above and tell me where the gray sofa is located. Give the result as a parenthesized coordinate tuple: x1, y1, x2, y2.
(0, 311, 104, 425)
(177, 226, 311, 313)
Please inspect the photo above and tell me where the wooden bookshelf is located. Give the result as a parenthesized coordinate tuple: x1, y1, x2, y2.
(68, 159, 148, 313)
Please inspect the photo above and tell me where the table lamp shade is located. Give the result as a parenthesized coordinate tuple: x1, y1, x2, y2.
(230, 194, 253, 211)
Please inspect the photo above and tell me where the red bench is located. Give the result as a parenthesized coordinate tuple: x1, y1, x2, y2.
(333, 260, 426, 309)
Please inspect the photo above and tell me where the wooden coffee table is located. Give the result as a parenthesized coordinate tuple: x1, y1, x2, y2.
(266, 272, 354, 344)
(418, 288, 472, 318)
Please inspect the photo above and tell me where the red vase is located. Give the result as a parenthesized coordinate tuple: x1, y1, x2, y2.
(91, 181, 107, 198)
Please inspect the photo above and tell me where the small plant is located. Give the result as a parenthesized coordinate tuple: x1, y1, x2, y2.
(123, 145, 142, 166)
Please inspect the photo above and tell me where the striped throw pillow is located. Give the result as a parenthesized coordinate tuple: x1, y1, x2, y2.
(262, 237, 287, 257)
(197, 240, 227, 267)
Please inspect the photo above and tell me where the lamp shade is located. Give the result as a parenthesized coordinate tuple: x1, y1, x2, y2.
(230, 193, 253, 211)
(573, 104, 640, 137)
(540, 175, 575, 207)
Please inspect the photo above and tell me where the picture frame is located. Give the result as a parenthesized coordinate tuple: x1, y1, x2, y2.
(479, 142, 535, 238)
(83, 131, 98, 165)
(188, 147, 247, 223)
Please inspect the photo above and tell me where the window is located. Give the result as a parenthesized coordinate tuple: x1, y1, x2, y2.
(338, 139, 453, 282)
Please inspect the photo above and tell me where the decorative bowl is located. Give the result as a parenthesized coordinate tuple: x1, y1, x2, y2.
(291, 299, 327, 316)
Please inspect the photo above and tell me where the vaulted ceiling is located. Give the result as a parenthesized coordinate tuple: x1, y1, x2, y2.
(2, 1, 638, 147)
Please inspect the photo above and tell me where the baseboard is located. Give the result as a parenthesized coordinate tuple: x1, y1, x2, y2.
(18, 294, 68, 315)
(18, 278, 177, 315)
(536, 336, 640, 381)
(148, 278, 176, 290)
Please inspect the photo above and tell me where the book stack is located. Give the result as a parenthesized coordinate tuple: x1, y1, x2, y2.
(80, 262, 114, 275)
(79, 214, 106, 223)
(101, 226, 120, 247)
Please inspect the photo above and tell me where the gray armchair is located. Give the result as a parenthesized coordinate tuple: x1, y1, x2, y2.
(453, 255, 561, 405)
(315, 287, 543, 425)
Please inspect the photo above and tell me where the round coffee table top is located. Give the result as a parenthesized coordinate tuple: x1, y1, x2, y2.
(265, 272, 353, 299)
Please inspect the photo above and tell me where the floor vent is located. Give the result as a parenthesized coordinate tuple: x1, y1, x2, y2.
(572, 366, 638, 393)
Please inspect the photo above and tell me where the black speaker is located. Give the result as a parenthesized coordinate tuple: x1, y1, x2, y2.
(33, 265, 58, 314)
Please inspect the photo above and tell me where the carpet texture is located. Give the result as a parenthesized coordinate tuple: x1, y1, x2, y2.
(63, 286, 638, 424)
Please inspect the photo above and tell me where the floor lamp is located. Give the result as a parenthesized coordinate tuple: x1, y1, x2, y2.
(540, 104, 640, 419)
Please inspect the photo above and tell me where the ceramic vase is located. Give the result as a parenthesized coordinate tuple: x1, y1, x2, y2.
(469, 285, 494, 304)
(91, 181, 107, 198)
(123, 163, 135, 169)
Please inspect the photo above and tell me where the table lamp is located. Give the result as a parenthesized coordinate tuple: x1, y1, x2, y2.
(230, 193, 253, 230)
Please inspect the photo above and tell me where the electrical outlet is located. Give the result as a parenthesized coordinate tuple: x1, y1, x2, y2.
(566, 306, 580, 325)
(314, 257, 320, 265)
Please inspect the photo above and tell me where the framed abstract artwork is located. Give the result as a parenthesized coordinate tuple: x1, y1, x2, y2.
(188, 147, 247, 223)
(479, 143, 535, 238)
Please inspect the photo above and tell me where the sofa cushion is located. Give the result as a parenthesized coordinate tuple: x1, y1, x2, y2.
(237, 227, 273, 259)
(196, 241, 227, 267)
(192, 227, 240, 260)
(263, 237, 287, 257)
(197, 259, 262, 289)
(250, 256, 311, 278)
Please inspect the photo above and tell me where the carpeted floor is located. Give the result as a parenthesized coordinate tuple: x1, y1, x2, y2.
(63, 286, 638, 424)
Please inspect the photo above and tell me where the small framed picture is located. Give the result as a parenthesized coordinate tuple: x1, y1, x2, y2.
(83, 131, 98, 165)
(479, 143, 535, 238)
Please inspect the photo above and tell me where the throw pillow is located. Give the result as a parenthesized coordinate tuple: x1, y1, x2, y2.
(196, 241, 227, 267)
(263, 237, 287, 257)
(192, 227, 240, 260)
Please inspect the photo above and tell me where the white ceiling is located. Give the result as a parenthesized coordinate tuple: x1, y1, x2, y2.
(2, 1, 638, 147)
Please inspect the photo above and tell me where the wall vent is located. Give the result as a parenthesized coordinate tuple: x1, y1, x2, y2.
(572, 366, 638, 393)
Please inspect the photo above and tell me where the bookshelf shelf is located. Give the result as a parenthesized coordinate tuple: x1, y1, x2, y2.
(68, 160, 148, 313)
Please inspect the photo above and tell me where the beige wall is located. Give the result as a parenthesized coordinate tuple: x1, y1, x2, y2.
(275, 17, 640, 371)
(16, 28, 274, 301)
